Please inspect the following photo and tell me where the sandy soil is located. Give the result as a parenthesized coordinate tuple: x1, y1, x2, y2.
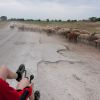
(0, 23, 100, 100)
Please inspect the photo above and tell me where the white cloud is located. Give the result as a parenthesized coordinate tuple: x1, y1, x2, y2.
(0, 0, 100, 19)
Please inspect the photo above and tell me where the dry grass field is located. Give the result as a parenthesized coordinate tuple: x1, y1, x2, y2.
(0, 21, 9, 29)
(24, 21, 100, 33)
(18, 21, 100, 48)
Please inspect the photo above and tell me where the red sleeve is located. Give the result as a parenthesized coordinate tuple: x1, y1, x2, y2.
(0, 79, 19, 100)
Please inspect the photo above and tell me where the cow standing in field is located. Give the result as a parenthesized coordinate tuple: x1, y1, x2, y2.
(67, 32, 79, 43)
(67, 28, 80, 43)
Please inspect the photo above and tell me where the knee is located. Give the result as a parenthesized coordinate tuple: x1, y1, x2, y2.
(0, 66, 9, 80)
(0, 66, 8, 73)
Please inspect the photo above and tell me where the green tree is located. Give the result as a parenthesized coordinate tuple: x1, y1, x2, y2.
(46, 19, 49, 22)
(0, 16, 7, 21)
(89, 17, 97, 22)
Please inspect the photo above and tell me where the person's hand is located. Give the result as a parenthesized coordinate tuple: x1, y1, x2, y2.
(29, 82, 34, 88)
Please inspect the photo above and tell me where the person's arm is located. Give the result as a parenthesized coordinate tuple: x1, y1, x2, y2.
(29, 94, 34, 100)
(29, 83, 34, 100)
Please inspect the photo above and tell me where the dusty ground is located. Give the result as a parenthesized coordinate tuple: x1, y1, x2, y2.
(0, 21, 9, 29)
(0, 23, 100, 100)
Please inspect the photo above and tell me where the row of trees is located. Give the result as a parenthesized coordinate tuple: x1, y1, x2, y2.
(89, 17, 100, 22)
(9, 17, 100, 22)
(0, 16, 7, 21)
(0, 16, 100, 22)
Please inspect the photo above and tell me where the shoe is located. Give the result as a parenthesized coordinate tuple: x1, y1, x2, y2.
(34, 90, 40, 100)
(30, 75, 34, 83)
(16, 64, 25, 82)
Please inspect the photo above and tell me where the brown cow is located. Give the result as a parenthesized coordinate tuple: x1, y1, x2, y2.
(68, 32, 80, 43)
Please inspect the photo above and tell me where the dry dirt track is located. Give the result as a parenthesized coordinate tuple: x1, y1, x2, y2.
(0, 24, 100, 100)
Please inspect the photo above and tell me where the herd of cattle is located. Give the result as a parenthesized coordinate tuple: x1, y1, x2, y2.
(10, 24, 100, 48)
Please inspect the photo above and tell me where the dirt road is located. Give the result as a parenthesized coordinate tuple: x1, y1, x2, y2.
(0, 24, 100, 100)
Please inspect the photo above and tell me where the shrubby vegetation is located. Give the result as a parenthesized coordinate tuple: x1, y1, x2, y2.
(1, 16, 100, 22)
(0, 16, 7, 21)
(0, 16, 100, 22)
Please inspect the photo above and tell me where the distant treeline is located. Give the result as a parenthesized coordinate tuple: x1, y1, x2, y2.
(0, 16, 100, 22)
(0, 16, 7, 21)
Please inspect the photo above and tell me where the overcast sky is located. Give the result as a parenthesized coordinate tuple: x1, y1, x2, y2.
(0, 0, 100, 20)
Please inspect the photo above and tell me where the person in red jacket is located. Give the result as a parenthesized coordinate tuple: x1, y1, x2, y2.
(0, 64, 34, 100)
